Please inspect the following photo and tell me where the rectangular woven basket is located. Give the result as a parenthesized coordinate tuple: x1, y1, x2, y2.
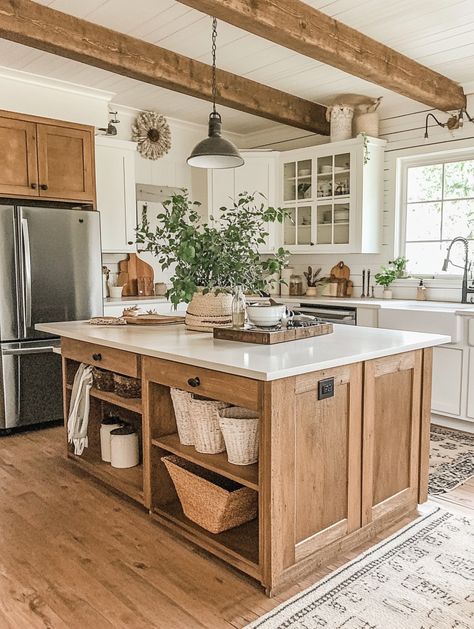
(162, 455, 258, 534)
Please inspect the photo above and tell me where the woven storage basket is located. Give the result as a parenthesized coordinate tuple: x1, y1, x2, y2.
(170, 388, 195, 445)
(185, 291, 233, 332)
(92, 367, 115, 392)
(189, 396, 230, 454)
(162, 455, 258, 533)
(219, 407, 260, 465)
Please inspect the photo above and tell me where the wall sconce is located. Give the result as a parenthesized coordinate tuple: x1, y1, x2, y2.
(424, 108, 474, 139)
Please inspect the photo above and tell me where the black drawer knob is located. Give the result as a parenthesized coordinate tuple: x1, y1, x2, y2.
(187, 377, 200, 387)
(30, 183, 38, 189)
(92, 353, 102, 361)
(40, 184, 48, 190)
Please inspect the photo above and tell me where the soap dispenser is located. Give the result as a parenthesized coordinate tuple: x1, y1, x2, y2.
(416, 279, 427, 301)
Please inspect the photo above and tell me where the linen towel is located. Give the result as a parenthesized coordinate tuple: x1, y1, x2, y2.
(67, 363, 93, 455)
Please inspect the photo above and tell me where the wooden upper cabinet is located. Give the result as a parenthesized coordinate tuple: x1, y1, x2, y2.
(0, 116, 38, 197)
(37, 124, 94, 201)
(0, 110, 95, 205)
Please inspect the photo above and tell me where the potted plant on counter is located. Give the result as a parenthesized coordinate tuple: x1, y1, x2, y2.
(136, 190, 289, 331)
(303, 266, 328, 297)
(375, 265, 398, 299)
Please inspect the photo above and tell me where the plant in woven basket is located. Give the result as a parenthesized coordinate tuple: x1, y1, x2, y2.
(136, 189, 289, 309)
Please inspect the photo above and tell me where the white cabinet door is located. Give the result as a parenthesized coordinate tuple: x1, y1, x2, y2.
(467, 349, 474, 419)
(96, 139, 137, 253)
(356, 307, 378, 327)
(207, 153, 277, 251)
(432, 346, 463, 416)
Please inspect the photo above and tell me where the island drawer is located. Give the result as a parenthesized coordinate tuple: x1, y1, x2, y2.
(61, 338, 140, 378)
(143, 357, 259, 411)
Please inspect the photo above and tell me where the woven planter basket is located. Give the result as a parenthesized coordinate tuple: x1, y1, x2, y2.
(170, 388, 195, 445)
(185, 291, 233, 332)
(162, 455, 258, 533)
(354, 111, 379, 137)
(189, 396, 230, 454)
(219, 407, 260, 465)
(328, 105, 354, 142)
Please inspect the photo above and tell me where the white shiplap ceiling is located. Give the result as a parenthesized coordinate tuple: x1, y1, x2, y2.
(1, 0, 474, 134)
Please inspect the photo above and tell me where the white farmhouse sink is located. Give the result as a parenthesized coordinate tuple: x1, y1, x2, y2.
(378, 307, 460, 343)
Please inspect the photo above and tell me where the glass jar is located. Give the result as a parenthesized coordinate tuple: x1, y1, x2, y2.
(231, 285, 246, 328)
(289, 274, 304, 296)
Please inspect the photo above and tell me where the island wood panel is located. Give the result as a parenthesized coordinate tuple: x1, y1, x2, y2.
(61, 338, 140, 378)
(418, 348, 434, 504)
(0, 115, 38, 196)
(37, 124, 95, 202)
(294, 364, 362, 562)
(362, 350, 422, 526)
(142, 355, 259, 410)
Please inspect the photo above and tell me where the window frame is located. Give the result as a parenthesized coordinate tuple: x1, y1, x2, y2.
(398, 150, 474, 278)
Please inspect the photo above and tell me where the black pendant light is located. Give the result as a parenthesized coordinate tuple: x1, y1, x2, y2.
(187, 17, 244, 169)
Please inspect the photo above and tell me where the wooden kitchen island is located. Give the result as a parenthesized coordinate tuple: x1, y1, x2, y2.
(37, 321, 448, 595)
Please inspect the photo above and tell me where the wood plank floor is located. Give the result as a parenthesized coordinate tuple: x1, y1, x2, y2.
(0, 426, 472, 629)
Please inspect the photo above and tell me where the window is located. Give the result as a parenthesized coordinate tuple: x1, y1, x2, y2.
(401, 157, 474, 275)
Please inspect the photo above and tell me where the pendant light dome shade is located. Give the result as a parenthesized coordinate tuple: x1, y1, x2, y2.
(187, 112, 244, 169)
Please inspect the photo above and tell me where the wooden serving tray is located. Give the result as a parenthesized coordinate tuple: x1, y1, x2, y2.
(213, 322, 333, 345)
(124, 314, 184, 326)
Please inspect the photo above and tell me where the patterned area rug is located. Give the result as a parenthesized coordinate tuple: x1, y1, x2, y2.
(429, 426, 474, 495)
(247, 508, 474, 629)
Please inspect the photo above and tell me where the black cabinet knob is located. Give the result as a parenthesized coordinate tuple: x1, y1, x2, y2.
(187, 377, 200, 388)
(30, 183, 37, 189)
(92, 353, 102, 361)
(128, 241, 133, 245)
(40, 184, 48, 190)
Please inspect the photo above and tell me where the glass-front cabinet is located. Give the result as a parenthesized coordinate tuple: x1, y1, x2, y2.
(280, 136, 385, 253)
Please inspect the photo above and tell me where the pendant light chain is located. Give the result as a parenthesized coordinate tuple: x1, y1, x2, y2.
(211, 17, 217, 114)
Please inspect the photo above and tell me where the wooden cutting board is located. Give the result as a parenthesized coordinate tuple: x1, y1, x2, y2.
(124, 314, 184, 325)
(117, 253, 154, 296)
(330, 260, 350, 281)
(213, 323, 333, 345)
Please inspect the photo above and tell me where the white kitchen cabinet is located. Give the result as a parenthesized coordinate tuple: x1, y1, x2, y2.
(96, 137, 137, 253)
(356, 306, 378, 327)
(207, 152, 278, 253)
(467, 349, 474, 419)
(279, 135, 385, 254)
(432, 346, 463, 416)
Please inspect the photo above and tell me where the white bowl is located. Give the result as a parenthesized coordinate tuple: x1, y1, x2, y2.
(247, 304, 286, 327)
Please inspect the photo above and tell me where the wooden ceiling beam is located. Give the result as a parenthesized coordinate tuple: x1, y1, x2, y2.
(178, 0, 466, 112)
(0, 0, 329, 135)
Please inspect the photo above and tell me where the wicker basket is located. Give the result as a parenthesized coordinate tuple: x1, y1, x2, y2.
(170, 388, 195, 445)
(185, 290, 233, 332)
(113, 373, 141, 398)
(189, 396, 230, 454)
(92, 367, 115, 392)
(162, 455, 258, 533)
(219, 407, 260, 465)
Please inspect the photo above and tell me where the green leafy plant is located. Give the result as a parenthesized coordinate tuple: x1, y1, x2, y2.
(389, 256, 409, 278)
(303, 266, 328, 288)
(360, 132, 370, 165)
(374, 267, 397, 288)
(136, 189, 289, 307)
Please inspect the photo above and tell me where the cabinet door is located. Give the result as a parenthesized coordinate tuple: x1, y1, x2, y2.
(362, 351, 422, 525)
(96, 143, 136, 253)
(432, 346, 463, 416)
(207, 169, 235, 225)
(294, 364, 362, 560)
(235, 156, 276, 252)
(37, 124, 95, 202)
(467, 349, 474, 420)
(0, 116, 38, 197)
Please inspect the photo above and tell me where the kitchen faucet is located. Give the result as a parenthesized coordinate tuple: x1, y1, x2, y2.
(442, 236, 474, 303)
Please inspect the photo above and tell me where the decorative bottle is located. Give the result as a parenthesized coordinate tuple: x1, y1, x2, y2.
(232, 285, 246, 328)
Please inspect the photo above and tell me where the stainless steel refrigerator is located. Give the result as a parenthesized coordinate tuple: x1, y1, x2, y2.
(0, 204, 103, 432)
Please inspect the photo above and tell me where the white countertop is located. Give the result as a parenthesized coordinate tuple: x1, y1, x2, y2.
(37, 320, 449, 381)
(281, 296, 474, 315)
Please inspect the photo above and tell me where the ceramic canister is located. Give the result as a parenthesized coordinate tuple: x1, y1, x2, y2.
(110, 425, 140, 469)
(100, 417, 123, 462)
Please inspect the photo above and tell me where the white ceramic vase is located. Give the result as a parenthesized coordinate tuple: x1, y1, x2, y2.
(383, 288, 393, 299)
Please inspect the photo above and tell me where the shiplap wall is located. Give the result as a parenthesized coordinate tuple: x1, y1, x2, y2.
(253, 96, 474, 301)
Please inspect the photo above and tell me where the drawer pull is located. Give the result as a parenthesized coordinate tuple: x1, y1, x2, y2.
(40, 184, 49, 191)
(187, 377, 200, 388)
(92, 353, 102, 361)
(30, 183, 38, 189)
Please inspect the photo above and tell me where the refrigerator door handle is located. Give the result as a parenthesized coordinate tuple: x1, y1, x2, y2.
(21, 217, 32, 333)
(3, 346, 56, 356)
